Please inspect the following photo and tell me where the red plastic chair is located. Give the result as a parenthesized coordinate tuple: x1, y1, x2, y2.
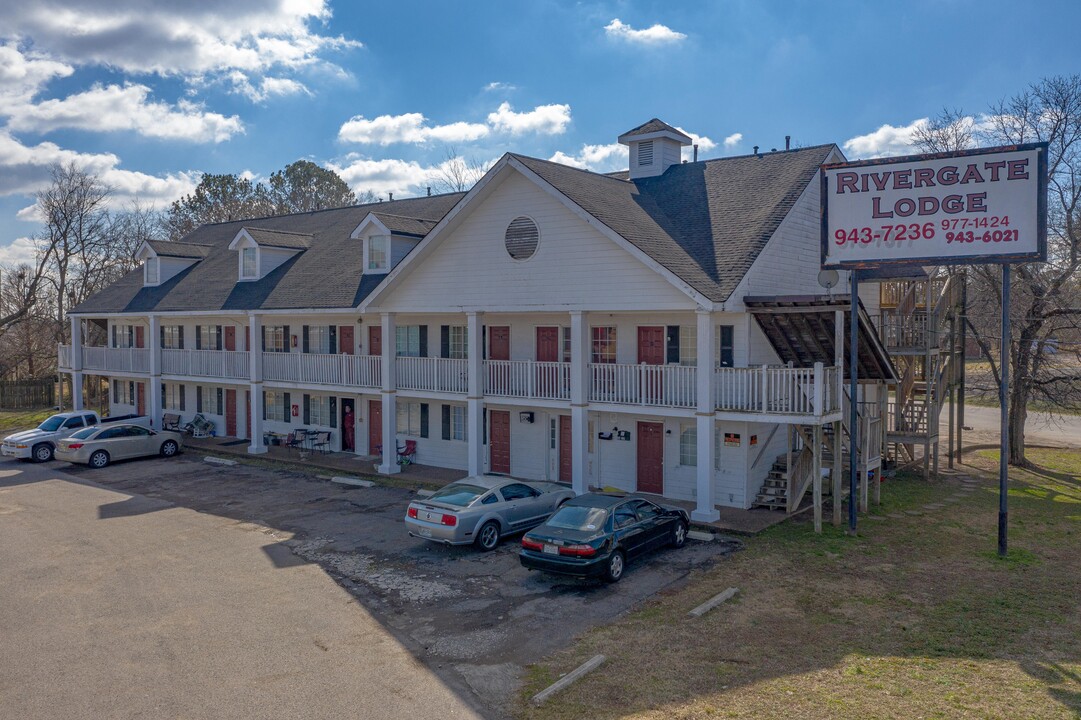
(396, 440, 417, 465)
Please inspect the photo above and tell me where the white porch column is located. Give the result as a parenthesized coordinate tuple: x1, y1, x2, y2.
(378, 312, 399, 474)
(247, 312, 266, 454)
(466, 312, 484, 476)
(148, 314, 162, 429)
(693, 309, 720, 522)
(569, 311, 589, 494)
(69, 316, 84, 411)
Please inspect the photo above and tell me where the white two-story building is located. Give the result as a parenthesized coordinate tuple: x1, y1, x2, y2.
(60, 119, 894, 523)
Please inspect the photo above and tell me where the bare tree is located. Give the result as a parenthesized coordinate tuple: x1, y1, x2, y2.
(428, 147, 491, 194)
(916, 76, 1081, 465)
(912, 108, 974, 154)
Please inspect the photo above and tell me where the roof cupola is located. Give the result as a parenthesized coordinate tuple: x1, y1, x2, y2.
(618, 119, 692, 179)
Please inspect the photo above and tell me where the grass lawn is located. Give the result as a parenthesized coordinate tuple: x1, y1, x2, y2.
(518, 449, 1081, 719)
(0, 408, 57, 434)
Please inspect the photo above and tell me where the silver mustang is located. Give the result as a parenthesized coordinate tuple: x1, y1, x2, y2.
(405, 476, 577, 551)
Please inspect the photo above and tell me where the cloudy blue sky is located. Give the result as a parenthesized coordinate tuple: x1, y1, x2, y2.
(1, 0, 1078, 262)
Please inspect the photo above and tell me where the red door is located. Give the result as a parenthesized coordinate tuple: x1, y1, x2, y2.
(135, 326, 145, 349)
(489, 326, 510, 360)
(244, 327, 250, 351)
(368, 326, 382, 356)
(535, 326, 561, 397)
(559, 415, 572, 483)
(245, 391, 251, 440)
(224, 326, 236, 352)
(136, 382, 145, 417)
(225, 389, 237, 436)
(490, 410, 511, 474)
(368, 400, 382, 455)
(339, 325, 354, 354)
(636, 421, 664, 494)
(638, 326, 665, 402)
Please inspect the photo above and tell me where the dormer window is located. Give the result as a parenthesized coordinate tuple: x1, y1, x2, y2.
(241, 247, 258, 279)
(367, 235, 389, 272)
(144, 258, 159, 285)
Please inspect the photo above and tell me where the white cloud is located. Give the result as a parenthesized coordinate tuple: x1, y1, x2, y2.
(723, 132, 743, 149)
(549, 143, 626, 172)
(339, 103, 572, 145)
(0, 2, 358, 83)
(486, 102, 571, 135)
(338, 113, 490, 145)
(328, 156, 434, 198)
(675, 127, 717, 161)
(0, 131, 197, 209)
(483, 81, 516, 92)
(228, 73, 311, 103)
(0, 236, 39, 267)
(0, 42, 73, 105)
(843, 119, 928, 159)
(4, 83, 243, 143)
(604, 18, 686, 45)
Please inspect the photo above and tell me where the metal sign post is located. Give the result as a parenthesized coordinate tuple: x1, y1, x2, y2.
(999, 265, 1010, 556)
(848, 271, 860, 534)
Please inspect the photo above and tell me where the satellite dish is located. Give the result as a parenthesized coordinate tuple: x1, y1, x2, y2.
(817, 269, 840, 291)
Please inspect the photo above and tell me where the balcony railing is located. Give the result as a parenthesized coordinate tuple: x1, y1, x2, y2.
(81, 346, 150, 374)
(263, 352, 380, 388)
(58, 344, 72, 370)
(396, 356, 467, 393)
(714, 365, 841, 416)
(163, 349, 250, 380)
(484, 360, 570, 400)
(589, 362, 697, 408)
(873, 311, 937, 349)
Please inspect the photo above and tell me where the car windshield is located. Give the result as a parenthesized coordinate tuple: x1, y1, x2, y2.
(38, 416, 65, 431)
(69, 427, 98, 440)
(547, 506, 608, 532)
(428, 483, 487, 507)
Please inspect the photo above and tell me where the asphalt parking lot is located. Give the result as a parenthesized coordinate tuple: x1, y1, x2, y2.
(50, 452, 738, 715)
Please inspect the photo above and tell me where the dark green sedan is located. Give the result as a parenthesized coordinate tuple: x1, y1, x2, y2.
(519, 493, 689, 583)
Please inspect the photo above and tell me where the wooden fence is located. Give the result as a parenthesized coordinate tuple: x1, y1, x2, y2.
(0, 379, 56, 410)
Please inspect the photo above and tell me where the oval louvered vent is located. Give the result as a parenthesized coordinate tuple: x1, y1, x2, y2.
(505, 216, 539, 260)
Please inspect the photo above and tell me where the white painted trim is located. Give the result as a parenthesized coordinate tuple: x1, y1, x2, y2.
(350, 213, 392, 239)
(360, 155, 713, 312)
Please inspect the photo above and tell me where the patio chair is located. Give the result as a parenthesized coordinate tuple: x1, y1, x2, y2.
(311, 431, 332, 454)
(183, 413, 215, 438)
(162, 413, 181, 432)
(396, 439, 417, 466)
(286, 429, 309, 453)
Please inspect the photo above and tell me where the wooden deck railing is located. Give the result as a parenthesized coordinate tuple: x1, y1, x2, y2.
(163, 349, 250, 380)
(396, 356, 467, 393)
(485, 360, 570, 400)
(589, 363, 697, 408)
(81, 346, 150, 374)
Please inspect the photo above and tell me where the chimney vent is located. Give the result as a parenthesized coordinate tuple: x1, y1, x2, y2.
(388, 192, 393, 201)
(693, 144, 698, 162)
(753, 146, 759, 156)
(785, 135, 791, 151)
(426, 186, 431, 197)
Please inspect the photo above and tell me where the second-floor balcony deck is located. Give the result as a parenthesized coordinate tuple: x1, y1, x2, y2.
(59, 345, 843, 420)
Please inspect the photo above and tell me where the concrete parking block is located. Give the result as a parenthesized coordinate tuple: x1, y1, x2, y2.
(688, 587, 739, 618)
(531, 655, 606, 705)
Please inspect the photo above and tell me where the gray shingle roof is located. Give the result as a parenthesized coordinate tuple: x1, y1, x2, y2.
(241, 227, 313, 249)
(72, 194, 464, 314)
(73, 142, 836, 315)
(369, 213, 439, 238)
(145, 240, 211, 258)
(618, 118, 692, 143)
(513, 144, 836, 302)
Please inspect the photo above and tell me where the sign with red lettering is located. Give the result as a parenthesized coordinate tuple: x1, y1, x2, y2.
(821, 144, 1047, 268)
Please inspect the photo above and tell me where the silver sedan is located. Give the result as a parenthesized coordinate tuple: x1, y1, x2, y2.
(55, 424, 183, 468)
(405, 476, 577, 551)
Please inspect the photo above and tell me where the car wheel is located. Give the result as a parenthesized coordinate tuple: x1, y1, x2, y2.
(160, 440, 179, 457)
(32, 443, 53, 463)
(88, 450, 110, 469)
(603, 550, 625, 583)
(671, 520, 688, 549)
(475, 521, 501, 551)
